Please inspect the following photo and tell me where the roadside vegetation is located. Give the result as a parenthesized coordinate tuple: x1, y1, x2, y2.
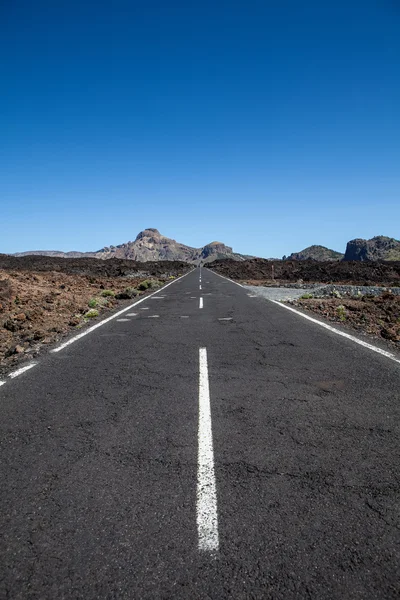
(0, 269, 170, 374)
(291, 292, 400, 344)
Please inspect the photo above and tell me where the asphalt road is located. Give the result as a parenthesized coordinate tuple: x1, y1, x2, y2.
(1, 267, 399, 599)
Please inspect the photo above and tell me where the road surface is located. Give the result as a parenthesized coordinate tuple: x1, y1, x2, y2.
(1, 267, 399, 599)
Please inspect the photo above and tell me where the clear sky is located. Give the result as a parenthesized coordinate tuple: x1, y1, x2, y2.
(1, 0, 399, 258)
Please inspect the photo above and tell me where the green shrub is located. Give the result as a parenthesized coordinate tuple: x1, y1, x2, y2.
(336, 305, 346, 321)
(300, 293, 313, 299)
(115, 287, 139, 299)
(88, 297, 98, 308)
(85, 309, 99, 318)
(101, 290, 115, 297)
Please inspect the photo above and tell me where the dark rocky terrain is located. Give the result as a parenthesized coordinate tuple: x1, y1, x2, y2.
(206, 257, 400, 286)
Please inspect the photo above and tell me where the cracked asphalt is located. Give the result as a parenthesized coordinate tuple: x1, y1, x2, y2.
(0, 267, 399, 599)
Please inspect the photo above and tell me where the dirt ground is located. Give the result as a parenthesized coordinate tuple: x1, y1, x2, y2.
(206, 258, 400, 286)
(0, 257, 191, 374)
(290, 293, 400, 344)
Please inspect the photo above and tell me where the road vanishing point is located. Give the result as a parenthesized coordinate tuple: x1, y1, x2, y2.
(1, 267, 399, 599)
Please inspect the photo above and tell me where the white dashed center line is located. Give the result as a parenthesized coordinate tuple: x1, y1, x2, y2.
(148, 315, 160, 318)
(199, 297, 203, 309)
(197, 348, 219, 553)
(117, 318, 130, 322)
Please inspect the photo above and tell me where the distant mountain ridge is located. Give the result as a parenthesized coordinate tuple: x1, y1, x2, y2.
(11, 232, 400, 263)
(13, 228, 250, 264)
(286, 245, 344, 261)
(286, 236, 400, 262)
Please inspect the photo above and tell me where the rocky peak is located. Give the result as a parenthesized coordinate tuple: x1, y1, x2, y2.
(287, 245, 343, 261)
(201, 242, 233, 259)
(344, 236, 400, 261)
(135, 228, 161, 242)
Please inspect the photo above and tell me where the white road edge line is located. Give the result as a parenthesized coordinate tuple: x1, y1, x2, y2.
(270, 300, 400, 365)
(199, 297, 203, 309)
(209, 270, 244, 288)
(0, 381, 6, 387)
(197, 348, 219, 553)
(8, 363, 38, 378)
(51, 270, 193, 353)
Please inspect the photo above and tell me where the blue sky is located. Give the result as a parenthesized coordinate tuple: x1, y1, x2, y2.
(1, 0, 399, 257)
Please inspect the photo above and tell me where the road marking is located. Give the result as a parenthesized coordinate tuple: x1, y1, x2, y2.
(126, 313, 138, 317)
(199, 297, 203, 309)
(218, 317, 232, 321)
(197, 348, 219, 553)
(270, 300, 400, 365)
(150, 297, 165, 300)
(117, 318, 130, 322)
(140, 307, 150, 310)
(0, 381, 6, 387)
(51, 271, 192, 353)
(210, 271, 244, 288)
(180, 315, 189, 318)
(148, 315, 160, 318)
(199, 284, 202, 290)
(8, 363, 37, 378)
(190, 296, 197, 299)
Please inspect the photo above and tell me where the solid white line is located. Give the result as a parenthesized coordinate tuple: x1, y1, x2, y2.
(270, 300, 400, 365)
(0, 381, 6, 387)
(199, 297, 203, 309)
(197, 348, 219, 552)
(51, 271, 192, 353)
(8, 363, 37, 378)
(209, 270, 244, 288)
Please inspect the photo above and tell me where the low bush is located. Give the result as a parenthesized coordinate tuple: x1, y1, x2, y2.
(88, 297, 98, 308)
(115, 287, 139, 300)
(85, 309, 99, 318)
(101, 290, 115, 297)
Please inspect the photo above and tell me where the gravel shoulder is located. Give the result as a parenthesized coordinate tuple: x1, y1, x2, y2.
(244, 284, 400, 348)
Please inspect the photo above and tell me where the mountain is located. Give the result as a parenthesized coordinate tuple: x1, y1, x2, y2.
(286, 245, 344, 261)
(12, 229, 249, 264)
(344, 236, 400, 261)
(12, 250, 95, 258)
